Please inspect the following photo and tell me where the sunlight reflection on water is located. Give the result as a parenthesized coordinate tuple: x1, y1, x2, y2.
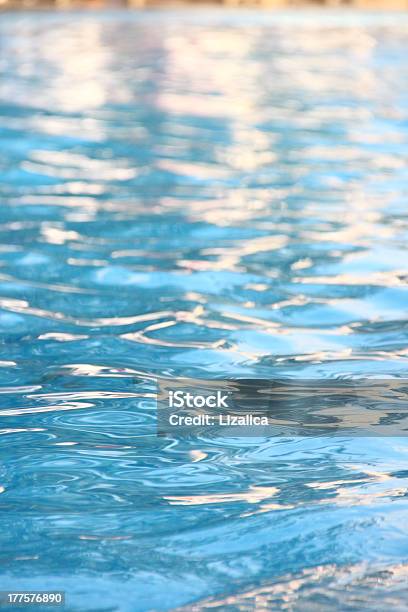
(0, 9, 408, 611)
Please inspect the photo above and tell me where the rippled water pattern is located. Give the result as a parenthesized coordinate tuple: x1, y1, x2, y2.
(1, 10, 408, 611)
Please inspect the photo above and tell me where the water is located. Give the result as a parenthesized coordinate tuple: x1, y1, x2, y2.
(1, 9, 408, 611)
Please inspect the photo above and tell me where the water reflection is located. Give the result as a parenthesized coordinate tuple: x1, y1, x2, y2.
(0, 9, 408, 611)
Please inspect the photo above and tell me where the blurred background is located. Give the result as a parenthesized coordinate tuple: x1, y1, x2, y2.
(2, 0, 408, 10)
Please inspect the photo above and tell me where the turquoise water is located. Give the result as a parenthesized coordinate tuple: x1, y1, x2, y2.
(1, 9, 408, 610)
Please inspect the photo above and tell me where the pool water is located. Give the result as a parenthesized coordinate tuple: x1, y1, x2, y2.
(1, 9, 408, 611)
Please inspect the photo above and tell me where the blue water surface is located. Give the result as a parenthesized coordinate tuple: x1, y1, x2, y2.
(1, 9, 408, 611)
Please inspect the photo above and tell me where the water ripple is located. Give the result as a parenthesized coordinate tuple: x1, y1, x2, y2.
(1, 9, 408, 611)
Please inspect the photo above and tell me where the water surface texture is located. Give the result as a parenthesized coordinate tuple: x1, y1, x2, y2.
(1, 10, 408, 611)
